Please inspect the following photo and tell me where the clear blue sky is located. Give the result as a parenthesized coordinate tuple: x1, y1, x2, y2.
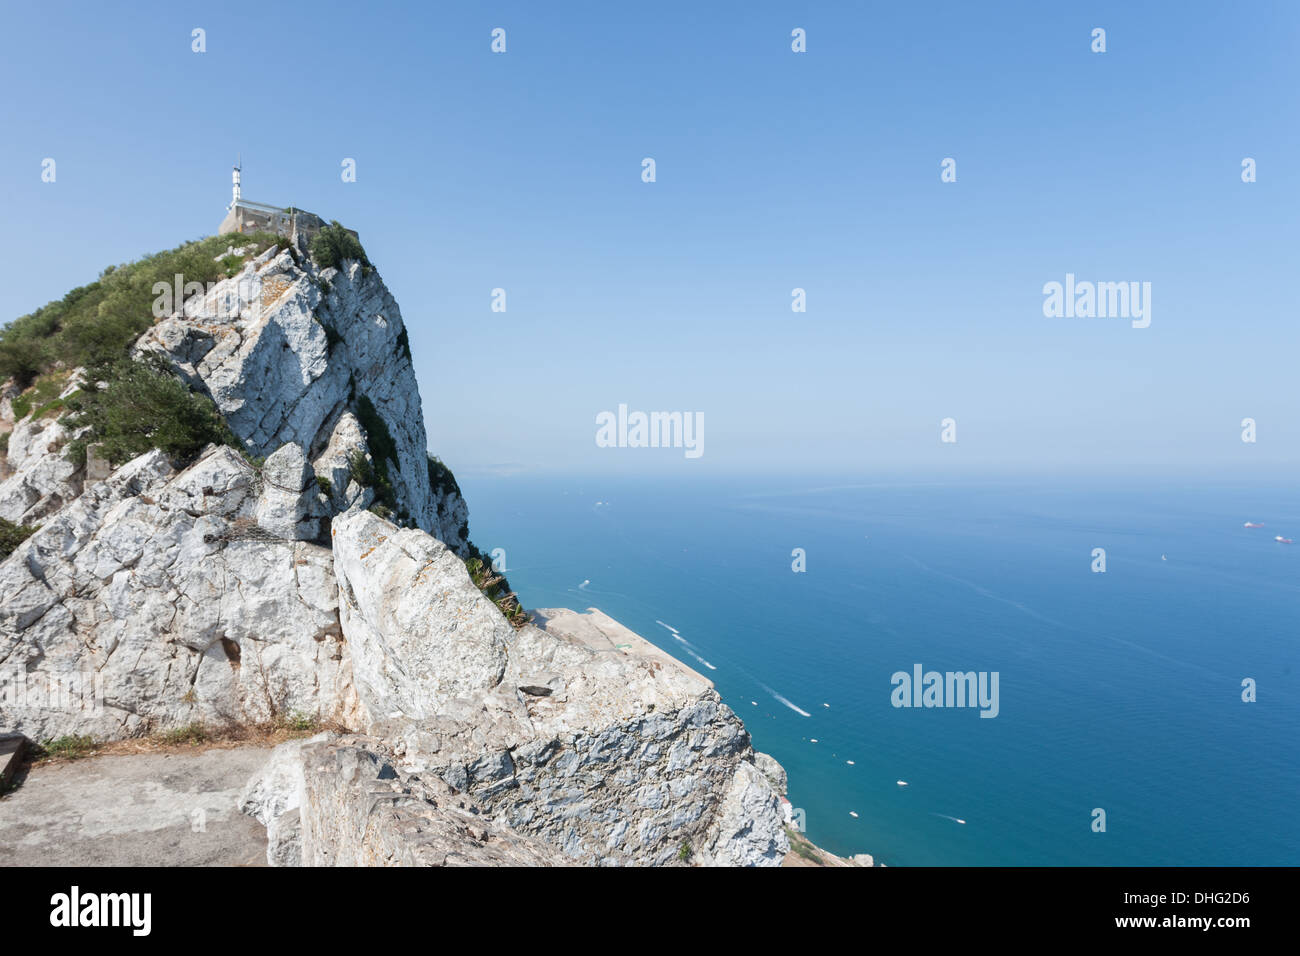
(1, 1, 1296, 478)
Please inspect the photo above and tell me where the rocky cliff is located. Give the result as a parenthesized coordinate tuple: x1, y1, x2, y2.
(0, 230, 795, 866)
(134, 241, 469, 548)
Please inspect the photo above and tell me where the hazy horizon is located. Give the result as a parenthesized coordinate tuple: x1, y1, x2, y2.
(2, 1, 1296, 478)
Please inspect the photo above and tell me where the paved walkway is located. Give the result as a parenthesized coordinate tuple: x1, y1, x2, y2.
(0, 746, 271, 866)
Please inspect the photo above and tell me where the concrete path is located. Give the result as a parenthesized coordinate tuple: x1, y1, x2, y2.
(0, 746, 272, 866)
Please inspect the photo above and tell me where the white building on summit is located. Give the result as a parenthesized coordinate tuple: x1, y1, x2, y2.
(217, 160, 327, 242)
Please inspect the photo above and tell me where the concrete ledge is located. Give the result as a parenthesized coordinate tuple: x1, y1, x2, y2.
(0, 734, 26, 790)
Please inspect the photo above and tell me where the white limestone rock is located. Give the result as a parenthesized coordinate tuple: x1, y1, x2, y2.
(135, 250, 469, 552)
(752, 751, 788, 796)
(0, 414, 82, 525)
(311, 411, 364, 510)
(0, 446, 359, 742)
(328, 510, 788, 866)
(254, 442, 327, 541)
(295, 735, 565, 867)
(697, 759, 788, 867)
(330, 509, 511, 722)
(239, 733, 330, 866)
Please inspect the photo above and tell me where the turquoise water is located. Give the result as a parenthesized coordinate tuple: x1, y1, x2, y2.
(459, 475, 1300, 866)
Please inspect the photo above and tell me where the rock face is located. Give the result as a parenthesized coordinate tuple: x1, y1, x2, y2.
(0, 232, 797, 866)
(240, 731, 563, 867)
(328, 510, 789, 866)
(0, 445, 359, 742)
(254, 442, 329, 541)
(331, 512, 513, 720)
(134, 242, 469, 551)
(0, 412, 82, 525)
(238, 732, 329, 867)
(296, 736, 564, 866)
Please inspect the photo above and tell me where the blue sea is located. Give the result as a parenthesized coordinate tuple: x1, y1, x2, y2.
(459, 474, 1300, 866)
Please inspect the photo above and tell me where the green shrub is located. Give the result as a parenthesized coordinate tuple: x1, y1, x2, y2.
(160, 722, 209, 746)
(354, 395, 397, 469)
(786, 828, 822, 862)
(63, 356, 240, 468)
(309, 221, 369, 272)
(347, 395, 400, 515)
(39, 734, 98, 761)
(9, 371, 69, 420)
(465, 549, 528, 627)
(0, 336, 49, 389)
(315, 474, 333, 496)
(346, 448, 375, 487)
(318, 319, 342, 351)
(279, 711, 318, 733)
(427, 454, 461, 499)
(31, 392, 77, 419)
(0, 516, 39, 559)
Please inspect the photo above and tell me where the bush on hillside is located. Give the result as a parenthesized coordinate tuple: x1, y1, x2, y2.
(309, 221, 369, 272)
(9, 371, 72, 420)
(63, 355, 240, 467)
(0, 233, 285, 388)
(0, 517, 39, 560)
(427, 454, 461, 499)
(464, 541, 527, 627)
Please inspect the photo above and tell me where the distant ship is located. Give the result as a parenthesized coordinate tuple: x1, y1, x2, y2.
(1275, 536, 1293, 544)
(1244, 522, 1264, 528)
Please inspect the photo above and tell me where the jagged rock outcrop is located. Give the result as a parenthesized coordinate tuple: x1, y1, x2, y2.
(298, 736, 565, 866)
(134, 242, 469, 551)
(326, 510, 789, 866)
(0, 444, 359, 741)
(241, 730, 564, 867)
(0, 409, 81, 525)
(331, 512, 514, 720)
(238, 732, 329, 866)
(254, 442, 329, 541)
